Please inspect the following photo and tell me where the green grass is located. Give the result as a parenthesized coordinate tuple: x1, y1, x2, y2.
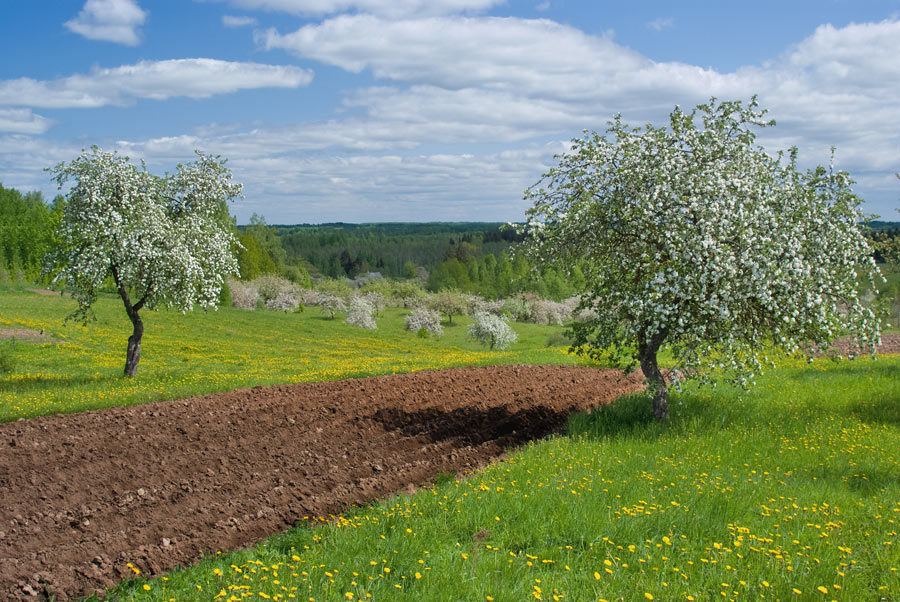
(88, 354, 900, 602)
(4, 285, 899, 600)
(0, 286, 590, 422)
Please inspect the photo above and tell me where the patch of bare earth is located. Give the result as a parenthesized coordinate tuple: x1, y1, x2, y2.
(0, 365, 645, 601)
(0, 328, 61, 344)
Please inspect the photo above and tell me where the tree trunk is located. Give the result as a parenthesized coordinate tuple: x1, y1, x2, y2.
(124, 316, 143, 377)
(112, 265, 148, 378)
(638, 329, 669, 421)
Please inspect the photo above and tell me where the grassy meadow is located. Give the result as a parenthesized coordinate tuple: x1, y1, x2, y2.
(1, 284, 898, 601)
(0, 285, 587, 422)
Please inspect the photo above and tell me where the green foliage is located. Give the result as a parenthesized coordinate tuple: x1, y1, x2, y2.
(0, 184, 56, 282)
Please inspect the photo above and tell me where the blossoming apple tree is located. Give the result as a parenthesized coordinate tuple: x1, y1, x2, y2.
(46, 147, 242, 376)
(519, 97, 881, 420)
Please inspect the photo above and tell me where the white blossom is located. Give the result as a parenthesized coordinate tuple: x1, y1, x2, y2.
(519, 97, 882, 419)
(468, 311, 517, 350)
(45, 146, 241, 376)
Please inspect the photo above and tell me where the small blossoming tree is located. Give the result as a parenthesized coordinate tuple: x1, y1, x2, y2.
(519, 97, 881, 420)
(468, 312, 517, 350)
(46, 147, 242, 376)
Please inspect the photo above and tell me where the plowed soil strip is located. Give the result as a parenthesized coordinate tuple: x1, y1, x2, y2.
(0, 365, 644, 601)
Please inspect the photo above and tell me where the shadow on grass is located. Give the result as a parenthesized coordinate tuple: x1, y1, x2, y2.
(849, 390, 900, 426)
(567, 393, 658, 440)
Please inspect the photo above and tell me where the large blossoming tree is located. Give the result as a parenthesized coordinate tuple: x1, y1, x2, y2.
(46, 147, 242, 376)
(519, 98, 881, 420)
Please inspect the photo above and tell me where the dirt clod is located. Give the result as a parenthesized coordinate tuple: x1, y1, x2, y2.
(0, 364, 644, 601)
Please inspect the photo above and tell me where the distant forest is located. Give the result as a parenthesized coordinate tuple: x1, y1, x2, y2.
(1, 182, 898, 299)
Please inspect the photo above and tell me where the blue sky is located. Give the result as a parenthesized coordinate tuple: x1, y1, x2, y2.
(1, 0, 898, 224)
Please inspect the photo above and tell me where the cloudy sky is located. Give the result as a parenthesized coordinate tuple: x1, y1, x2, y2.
(1, 0, 898, 224)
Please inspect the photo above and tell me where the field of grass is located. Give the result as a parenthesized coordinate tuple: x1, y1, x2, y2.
(88, 353, 900, 602)
(0, 285, 588, 422)
(3, 284, 898, 601)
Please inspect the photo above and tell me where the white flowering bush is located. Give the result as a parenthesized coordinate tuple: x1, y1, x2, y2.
(530, 298, 572, 325)
(519, 97, 881, 420)
(361, 291, 386, 316)
(319, 293, 347, 319)
(468, 312, 517, 350)
(46, 147, 241, 376)
(470, 296, 505, 316)
(345, 296, 376, 329)
(405, 307, 443, 337)
(229, 278, 259, 310)
(265, 291, 300, 312)
(255, 274, 297, 303)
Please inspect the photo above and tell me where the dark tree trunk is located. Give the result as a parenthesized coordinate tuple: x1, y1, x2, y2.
(638, 329, 669, 421)
(124, 315, 143, 377)
(112, 265, 149, 378)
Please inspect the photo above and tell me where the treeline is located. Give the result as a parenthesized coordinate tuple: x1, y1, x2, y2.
(3, 181, 898, 297)
(241, 219, 583, 299)
(267, 221, 523, 280)
(0, 184, 63, 282)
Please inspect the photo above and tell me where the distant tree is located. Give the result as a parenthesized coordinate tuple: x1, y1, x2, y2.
(519, 97, 881, 420)
(345, 296, 376, 329)
(405, 307, 443, 337)
(426, 289, 469, 325)
(468, 312, 517, 350)
(46, 147, 241, 376)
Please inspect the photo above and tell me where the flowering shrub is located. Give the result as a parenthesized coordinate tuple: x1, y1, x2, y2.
(229, 279, 259, 310)
(468, 312, 517, 350)
(405, 307, 443, 337)
(265, 291, 300, 312)
(530, 298, 572, 325)
(319, 294, 347, 319)
(361, 291, 386, 316)
(345, 296, 376, 329)
(255, 274, 297, 303)
(520, 97, 881, 419)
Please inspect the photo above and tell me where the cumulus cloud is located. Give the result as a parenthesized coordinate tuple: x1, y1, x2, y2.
(0, 109, 53, 135)
(65, 0, 147, 46)
(0, 59, 314, 109)
(259, 15, 733, 105)
(222, 14, 258, 27)
(209, 0, 501, 18)
(6, 14, 900, 222)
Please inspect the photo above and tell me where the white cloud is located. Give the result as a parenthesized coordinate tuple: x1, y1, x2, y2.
(65, 0, 147, 46)
(209, 0, 501, 18)
(0, 59, 314, 109)
(5, 15, 900, 222)
(535, 2, 550, 11)
(0, 109, 53, 135)
(647, 17, 674, 32)
(222, 14, 258, 27)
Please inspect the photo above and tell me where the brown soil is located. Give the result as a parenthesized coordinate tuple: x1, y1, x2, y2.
(0, 365, 644, 601)
(826, 333, 900, 356)
(0, 328, 61, 344)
